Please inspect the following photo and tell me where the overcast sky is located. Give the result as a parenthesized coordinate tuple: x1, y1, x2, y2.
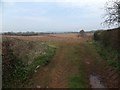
(0, 0, 108, 32)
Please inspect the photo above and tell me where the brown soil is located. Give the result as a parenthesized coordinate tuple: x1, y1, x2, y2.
(27, 42, 82, 88)
(2, 34, 85, 43)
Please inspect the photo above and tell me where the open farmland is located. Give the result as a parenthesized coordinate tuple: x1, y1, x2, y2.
(2, 33, 120, 88)
(2, 33, 83, 43)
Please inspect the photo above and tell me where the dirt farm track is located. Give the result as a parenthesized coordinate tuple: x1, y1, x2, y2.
(2, 33, 120, 88)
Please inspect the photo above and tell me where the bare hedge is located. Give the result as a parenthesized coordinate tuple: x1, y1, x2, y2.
(94, 28, 120, 52)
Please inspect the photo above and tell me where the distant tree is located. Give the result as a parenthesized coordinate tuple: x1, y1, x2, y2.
(104, 0, 120, 28)
(80, 30, 85, 37)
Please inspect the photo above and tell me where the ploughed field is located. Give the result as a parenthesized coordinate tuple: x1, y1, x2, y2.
(2, 33, 120, 88)
(3, 34, 84, 43)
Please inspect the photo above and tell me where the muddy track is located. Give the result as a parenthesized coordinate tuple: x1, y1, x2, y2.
(77, 43, 108, 88)
(28, 43, 81, 88)
(77, 43, 120, 88)
(28, 41, 119, 88)
(28, 41, 108, 88)
(8, 35, 119, 88)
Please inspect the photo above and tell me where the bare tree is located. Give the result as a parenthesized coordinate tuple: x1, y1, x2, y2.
(104, 0, 120, 28)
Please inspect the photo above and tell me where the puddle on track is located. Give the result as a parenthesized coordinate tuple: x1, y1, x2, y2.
(89, 73, 107, 88)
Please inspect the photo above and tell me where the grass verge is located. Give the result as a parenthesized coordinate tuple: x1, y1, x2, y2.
(92, 41, 120, 73)
(3, 42, 56, 88)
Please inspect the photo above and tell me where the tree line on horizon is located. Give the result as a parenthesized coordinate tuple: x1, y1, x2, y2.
(1, 31, 82, 36)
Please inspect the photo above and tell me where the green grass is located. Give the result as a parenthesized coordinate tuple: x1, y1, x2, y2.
(26, 46, 56, 76)
(68, 44, 88, 88)
(69, 66, 87, 88)
(92, 41, 120, 73)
